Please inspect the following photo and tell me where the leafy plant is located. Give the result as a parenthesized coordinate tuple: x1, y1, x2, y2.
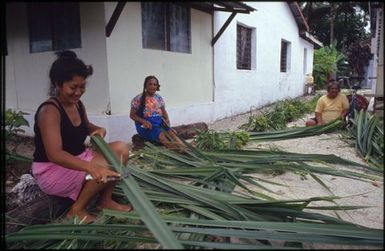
(313, 42, 349, 89)
(346, 40, 373, 78)
(5, 109, 31, 163)
(227, 130, 250, 149)
(240, 97, 319, 132)
(193, 130, 226, 151)
(344, 110, 384, 170)
(5, 109, 30, 140)
(239, 112, 271, 132)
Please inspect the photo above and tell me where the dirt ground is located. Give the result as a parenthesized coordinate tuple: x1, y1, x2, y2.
(208, 111, 383, 231)
(207, 102, 383, 249)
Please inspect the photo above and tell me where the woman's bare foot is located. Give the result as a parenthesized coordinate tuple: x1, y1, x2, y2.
(96, 200, 132, 212)
(66, 209, 97, 224)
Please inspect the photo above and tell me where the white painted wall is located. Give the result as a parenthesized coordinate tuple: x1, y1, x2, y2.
(7, 2, 316, 144)
(6, 3, 110, 114)
(6, 3, 112, 138)
(103, 2, 214, 142)
(213, 2, 314, 120)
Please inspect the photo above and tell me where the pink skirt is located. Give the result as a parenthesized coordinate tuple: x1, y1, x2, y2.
(32, 148, 94, 201)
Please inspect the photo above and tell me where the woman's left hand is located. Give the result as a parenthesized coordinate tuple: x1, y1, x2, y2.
(91, 127, 106, 138)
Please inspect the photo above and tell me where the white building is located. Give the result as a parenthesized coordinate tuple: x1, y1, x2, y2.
(5, 2, 321, 142)
(368, 2, 384, 116)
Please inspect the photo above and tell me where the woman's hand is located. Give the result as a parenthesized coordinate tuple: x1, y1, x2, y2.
(142, 120, 152, 130)
(87, 164, 121, 183)
(91, 127, 106, 138)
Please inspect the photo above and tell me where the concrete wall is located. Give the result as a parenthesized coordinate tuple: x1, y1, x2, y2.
(213, 2, 314, 120)
(6, 2, 110, 136)
(6, 3, 110, 114)
(376, 8, 383, 96)
(103, 2, 214, 141)
(6, 2, 315, 144)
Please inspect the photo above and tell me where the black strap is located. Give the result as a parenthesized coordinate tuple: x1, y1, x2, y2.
(34, 99, 61, 121)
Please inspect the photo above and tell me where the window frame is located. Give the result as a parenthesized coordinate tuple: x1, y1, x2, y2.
(236, 23, 255, 70)
(27, 2, 81, 53)
(280, 39, 291, 72)
(141, 2, 191, 53)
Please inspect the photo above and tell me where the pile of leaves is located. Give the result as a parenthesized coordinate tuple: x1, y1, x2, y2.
(344, 109, 384, 170)
(193, 130, 249, 151)
(6, 136, 383, 249)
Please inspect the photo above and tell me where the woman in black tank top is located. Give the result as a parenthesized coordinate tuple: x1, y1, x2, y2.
(31, 51, 132, 223)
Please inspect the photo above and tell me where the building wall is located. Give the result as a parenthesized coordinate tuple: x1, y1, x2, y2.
(6, 2, 315, 143)
(213, 2, 314, 120)
(6, 2, 111, 136)
(105, 2, 213, 113)
(376, 8, 384, 96)
(103, 2, 214, 141)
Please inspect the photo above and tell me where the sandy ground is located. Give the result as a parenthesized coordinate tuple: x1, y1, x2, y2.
(209, 111, 383, 230)
(208, 102, 383, 230)
(207, 103, 383, 249)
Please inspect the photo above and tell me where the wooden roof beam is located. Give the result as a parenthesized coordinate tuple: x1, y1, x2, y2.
(212, 11, 237, 46)
(106, 2, 126, 37)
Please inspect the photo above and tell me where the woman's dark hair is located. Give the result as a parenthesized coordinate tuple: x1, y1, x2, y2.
(48, 50, 93, 96)
(137, 75, 160, 118)
(327, 80, 341, 92)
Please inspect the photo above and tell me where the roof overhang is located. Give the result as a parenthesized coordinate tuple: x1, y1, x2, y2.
(105, 1, 256, 46)
(287, 1, 309, 32)
(177, 1, 255, 14)
(287, 1, 323, 48)
(300, 31, 323, 49)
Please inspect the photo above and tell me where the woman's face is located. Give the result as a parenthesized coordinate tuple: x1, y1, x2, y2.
(145, 78, 159, 96)
(57, 75, 86, 104)
(327, 84, 339, 99)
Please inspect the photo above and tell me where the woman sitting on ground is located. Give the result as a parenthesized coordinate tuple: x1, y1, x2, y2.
(31, 51, 132, 223)
(306, 80, 350, 126)
(130, 75, 185, 151)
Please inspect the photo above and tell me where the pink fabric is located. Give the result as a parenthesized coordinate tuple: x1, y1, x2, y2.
(32, 148, 94, 201)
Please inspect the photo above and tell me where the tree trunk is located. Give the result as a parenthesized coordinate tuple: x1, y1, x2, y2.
(329, 3, 336, 44)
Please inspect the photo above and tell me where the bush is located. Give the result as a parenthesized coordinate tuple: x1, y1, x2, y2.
(240, 97, 320, 132)
(5, 109, 29, 141)
(5, 109, 32, 164)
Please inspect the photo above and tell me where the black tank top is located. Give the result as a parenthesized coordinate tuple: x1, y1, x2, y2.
(33, 97, 89, 162)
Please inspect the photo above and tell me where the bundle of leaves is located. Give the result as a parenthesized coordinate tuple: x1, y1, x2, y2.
(7, 137, 383, 249)
(344, 109, 384, 170)
(193, 129, 226, 150)
(193, 130, 250, 151)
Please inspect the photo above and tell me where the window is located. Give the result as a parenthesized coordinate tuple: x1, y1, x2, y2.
(141, 2, 191, 53)
(237, 24, 252, 70)
(27, 3, 81, 53)
(280, 40, 291, 72)
(303, 48, 308, 74)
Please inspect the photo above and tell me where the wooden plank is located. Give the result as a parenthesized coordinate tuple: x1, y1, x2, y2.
(212, 12, 237, 46)
(106, 2, 126, 37)
(132, 122, 208, 150)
